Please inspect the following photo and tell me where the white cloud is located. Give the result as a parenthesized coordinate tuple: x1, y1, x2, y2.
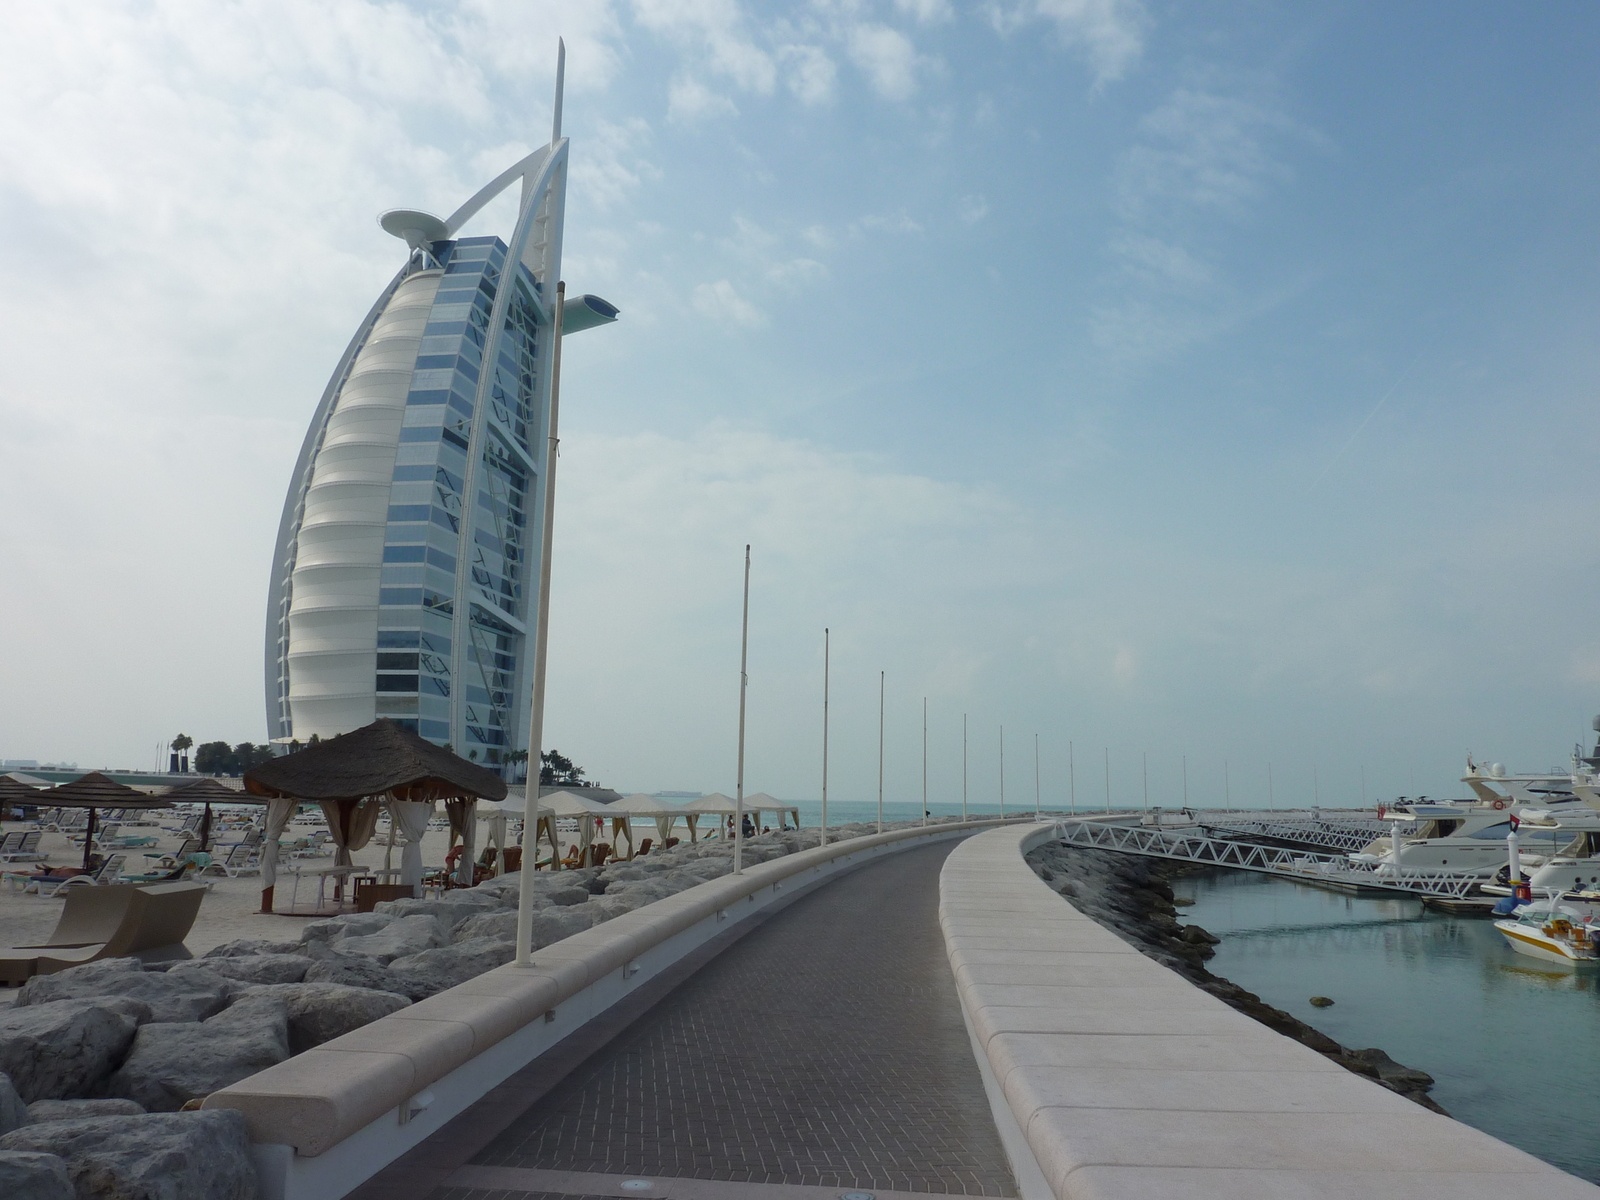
(959, 194, 990, 224)
(895, 0, 955, 23)
(692, 278, 768, 327)
(766, 257, 829, 288)
(631, 0, 777, 93)
(847, 24, 929, 102)
(856, 210, 925, 235)
(985, 0, 1147, 85)
(668, 74, 740, 121)
(780, 43, 838, 105)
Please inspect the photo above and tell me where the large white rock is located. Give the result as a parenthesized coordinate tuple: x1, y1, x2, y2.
(0, 1151, 74, 1200)
(0, 1110, 258, 1200)
(388, 937, 515, 997)
(105, 994, 290, 1113)
(179, 955, 312, 986)
(239, 983, 410, 1053)
(330, 914, 449, 963)
(25, 1100, 144, 1124)
(0, 1072, 25, 1135)
(0, 1001, 143, 1103)
(18, 961, 232, 1024)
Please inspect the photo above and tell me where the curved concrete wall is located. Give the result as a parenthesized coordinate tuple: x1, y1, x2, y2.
(943, 823, 1600, 1200)
(286, 269, 444, 740)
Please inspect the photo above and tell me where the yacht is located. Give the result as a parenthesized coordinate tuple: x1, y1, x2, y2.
(1494, 893, 1600, 966)
(1484, 808, 1600, 896)
(1349, 801, 1527, 875)
(1461, 754, 1581, 810)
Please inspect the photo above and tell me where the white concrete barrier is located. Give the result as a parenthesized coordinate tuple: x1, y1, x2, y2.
(944, 822, 1600, 1200)
(206, 818, 1026, 1200)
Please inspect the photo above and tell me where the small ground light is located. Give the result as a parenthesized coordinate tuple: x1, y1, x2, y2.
(840, 1193, 876, 1200)
(619, 1182, 653, 1192)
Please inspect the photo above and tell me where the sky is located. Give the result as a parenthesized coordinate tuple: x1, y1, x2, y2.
(2, 1, 1599, 809)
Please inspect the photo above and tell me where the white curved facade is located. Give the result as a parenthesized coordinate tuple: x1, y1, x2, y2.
(265, 105, 583, 776)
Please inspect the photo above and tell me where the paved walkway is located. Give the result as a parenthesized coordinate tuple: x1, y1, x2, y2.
(422, 840, 1015, 1200)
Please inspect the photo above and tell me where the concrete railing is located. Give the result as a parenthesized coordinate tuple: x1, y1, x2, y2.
(943, 822, 1600, 1200)
(206, 817, 1028, 1200)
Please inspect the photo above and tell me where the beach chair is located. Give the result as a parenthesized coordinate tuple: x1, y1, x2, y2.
(0, 833, 21, 857)
(143, 834, 199, 870)
(14, 854, 128, 898)
(1, 831, 45, 863)
(0, 881, 206, 985)
(635, 837, 654, 856)
(201, 843, 260, 878)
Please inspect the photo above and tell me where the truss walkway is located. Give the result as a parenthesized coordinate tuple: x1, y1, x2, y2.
(1053, 818, 1487, 899)
(1197, 815, 1394, 853)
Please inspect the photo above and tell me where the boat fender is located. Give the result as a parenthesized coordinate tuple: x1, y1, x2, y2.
(1492, 799, 1507, 810)
(1491, 896, 1521, 916)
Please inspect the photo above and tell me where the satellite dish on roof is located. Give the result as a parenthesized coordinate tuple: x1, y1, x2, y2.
(379, 209, 449, 251)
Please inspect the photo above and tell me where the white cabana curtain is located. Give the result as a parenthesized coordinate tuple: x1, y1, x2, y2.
(259, 795, 299, 911)
(386, 798, 435, 890)
(319, 799, 383, 867)
(445, 798, 476, 885)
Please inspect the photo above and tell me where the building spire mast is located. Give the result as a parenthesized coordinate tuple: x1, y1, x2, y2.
(552, 38, 566, 145)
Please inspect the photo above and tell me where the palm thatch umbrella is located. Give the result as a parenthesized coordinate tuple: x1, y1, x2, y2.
(0, 775, 43, 820)
(163, 777, 261, 851)
(45, 772, 170, 870)
(243, 719, 507, 911)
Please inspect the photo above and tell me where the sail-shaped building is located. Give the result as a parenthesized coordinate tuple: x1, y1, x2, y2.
(264, 52, 615, 775)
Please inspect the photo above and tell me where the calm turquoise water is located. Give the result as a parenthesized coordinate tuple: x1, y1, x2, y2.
(1184, 869, 1600, 1182)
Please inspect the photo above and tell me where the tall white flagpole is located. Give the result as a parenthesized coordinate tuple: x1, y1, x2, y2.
(1104, 746, 1111, 813)
(1034, 733, 1041, 819)
(1069, 740, 1076, 815)
(734, 544, 750, 875)
(921, 696, 928, 826)
(877, 671, 885, 834)
(999, 725, 1006, 817)
(961, 713, 968, 821)
(820, 628, 830, 847)
(516, 278, 566, 967)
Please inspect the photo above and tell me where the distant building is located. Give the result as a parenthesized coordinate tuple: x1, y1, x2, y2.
(264, 60, 614, 777)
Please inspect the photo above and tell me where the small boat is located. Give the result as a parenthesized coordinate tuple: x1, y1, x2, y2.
(1349, 802, 1529, 875)
(1494, 896, 1600, 966)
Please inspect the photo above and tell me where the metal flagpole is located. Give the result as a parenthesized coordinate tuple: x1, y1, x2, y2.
(734, 544, 750, 875)
(1069, 740, 1076, 815)
(961, 713, 968, 821)
(1224, 760, 1230, 808)
(1268, 762, 1274, 810)
(1034, 733, 1041, 819)
(1104, 746, 1111, 813)
(820, 628, 830, 847)
(1143, 751, 1148, 811)
(516, 279, 567, 968)
(999, 725, 1006, 817)
(921, 697, 928, 826)
(877, 671, 885, 834)
(1182, 755, 1188, 807)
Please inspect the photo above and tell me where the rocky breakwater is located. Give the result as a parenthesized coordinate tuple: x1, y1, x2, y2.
(0, 822, 908, 1197)
(1025, 841, 1445, 1113)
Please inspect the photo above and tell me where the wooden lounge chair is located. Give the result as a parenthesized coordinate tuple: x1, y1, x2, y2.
(0, 881, 207, 985)
(635, 837, 654, 856)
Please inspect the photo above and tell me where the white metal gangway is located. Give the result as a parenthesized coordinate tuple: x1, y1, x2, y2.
(1051, 819, 1485, 899)
(1196, 816, 1394, 854)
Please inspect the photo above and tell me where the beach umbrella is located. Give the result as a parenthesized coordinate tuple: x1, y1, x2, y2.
(741, 792, 800, 831)
(0, 775, 43, 821)
(163, 777, 261, 852)
(607, 793, 693, 848)
(44, 772, 169, 870)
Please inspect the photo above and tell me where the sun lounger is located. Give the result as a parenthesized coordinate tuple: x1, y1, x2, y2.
(201, 843, 259, 878)
(1, 831, 45, 863)
(0, 881, 207, 985)
(3, 854, 128, 898)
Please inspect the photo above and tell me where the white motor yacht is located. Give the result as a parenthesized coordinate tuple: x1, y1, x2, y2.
(1462, 754, 1583, 810)
(1349, 802, 1530, 875)
(1488, 808, 1600, 895)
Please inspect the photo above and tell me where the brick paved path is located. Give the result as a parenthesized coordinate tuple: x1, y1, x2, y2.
(447, 839, 1015, 1198)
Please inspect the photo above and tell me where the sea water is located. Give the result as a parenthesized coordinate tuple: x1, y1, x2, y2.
(1184, 869, 1600, 1183)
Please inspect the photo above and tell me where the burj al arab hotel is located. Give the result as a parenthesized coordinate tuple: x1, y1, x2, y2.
(264, 47, 615, 774)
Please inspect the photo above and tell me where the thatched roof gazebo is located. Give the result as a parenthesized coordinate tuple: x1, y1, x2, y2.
(163, 776, 261, 851)
(243, 719, 508, 911)
(45, 772, 170, 870)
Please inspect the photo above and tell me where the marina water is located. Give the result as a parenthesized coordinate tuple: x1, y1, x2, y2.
(1185, 868, 1600, 1183)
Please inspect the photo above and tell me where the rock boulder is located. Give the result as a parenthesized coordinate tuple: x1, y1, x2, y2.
(330, 914, 448, 963)
(203, 938, 303, 959)
(0, 1150, 74, 1200)
(0, 1001, 143, 1103)
(18, 960, 232, 1024)
(0, 1072, 24, 1135)
(240, 983, 410, 1053)
(388, 937, 515, 997)
(105, 993, 290, 1113)
(0, 1110, 258, 1200)
(182, 955, 312, 986)
(26, 1099, 144, 1124)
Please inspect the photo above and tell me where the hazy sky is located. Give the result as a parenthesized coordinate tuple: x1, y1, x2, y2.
(3, 1, 1598, 808)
